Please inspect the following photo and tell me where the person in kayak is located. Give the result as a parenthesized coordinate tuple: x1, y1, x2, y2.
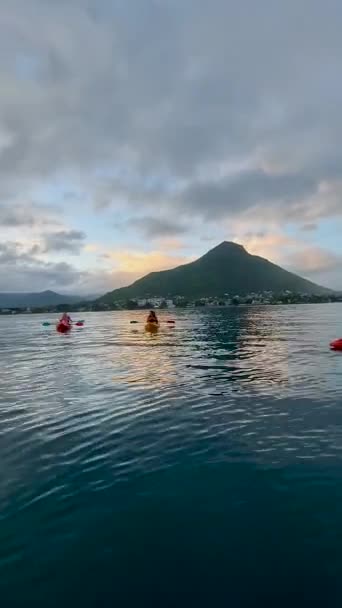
(146, 310, 158, 324)
(60, 312, 72, 325)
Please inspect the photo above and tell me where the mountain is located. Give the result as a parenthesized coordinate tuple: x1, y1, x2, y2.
(0, 290, 84, 308)
(99, 241, 332, 302)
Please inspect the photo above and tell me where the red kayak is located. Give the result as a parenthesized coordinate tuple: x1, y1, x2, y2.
(57, 321, 72, 333)
(330, 338, 342, 351)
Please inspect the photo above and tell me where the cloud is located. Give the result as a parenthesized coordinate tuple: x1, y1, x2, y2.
(154, 238, 187, 251)
(77, 270, 140, 294)
(300, 223, 317, 232)
(128, 217, 188, 239)
(236, 232, 298, 264)
(286, 246, 342, 290)
(0, 242, 82, 291)
(0, 240, 137, 294)
(1, 232, 340, 295)
(236, 231, 342, 290)
(42, 230, 86, 253)
(0, 239, 193, 295)
(178, 170, 314, 220)
(0, 0, 342, 292)
(105, 248, 192, 275)
(0, 203, 61, 228)
(287, 247, 342, 275)
(0, 0, 342, 228)
(174, 171, 342, 227)
(84, 243, 99, 254)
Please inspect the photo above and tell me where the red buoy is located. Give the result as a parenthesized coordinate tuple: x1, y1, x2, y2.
(330, 338, 342, 351)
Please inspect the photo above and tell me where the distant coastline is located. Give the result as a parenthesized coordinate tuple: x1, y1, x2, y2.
(1, 290, 341, 315)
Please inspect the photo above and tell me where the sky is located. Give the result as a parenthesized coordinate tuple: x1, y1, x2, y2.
(1, 0, 342, 294)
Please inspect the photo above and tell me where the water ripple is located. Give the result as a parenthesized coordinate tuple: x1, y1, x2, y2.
(1, 305, 342, 604)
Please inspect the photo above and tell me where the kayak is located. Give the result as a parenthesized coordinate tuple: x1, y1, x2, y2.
(330, 338, 342, 351)
(57, 321, 72, 333)
(145, 321, 159, 333)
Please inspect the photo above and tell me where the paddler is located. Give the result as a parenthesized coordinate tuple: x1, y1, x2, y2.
(146, 310, 158, 324)
(60, 312, 72, 325)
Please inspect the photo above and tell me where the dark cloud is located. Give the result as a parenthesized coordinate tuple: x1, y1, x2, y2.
(128, 217, 187, 239)
(43, 230, 86, 253)
(0, 242, 82, 291)
(0, 241, 121, 294)
(0, 203, 60, 227)
(0, 0, 341, 229)
(175, 168, 342, 224)
(0, 206, 37, 227)
(3, 264, 83, 291)
(29, 244, 41, 256)
(300, 223, 317, 232)
(243, 231, 266, 239)
(0, 242, 25, 265)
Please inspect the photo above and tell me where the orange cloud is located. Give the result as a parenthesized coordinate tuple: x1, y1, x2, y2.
(84, 243, 99, 253)
(154, 237, 186, 251)
(234, 230, 341, 284)
(233, 232, 298, 264)
(107, 249, 193, 275)
(286, 247, 341, 274)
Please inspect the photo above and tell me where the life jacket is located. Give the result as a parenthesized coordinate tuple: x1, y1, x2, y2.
(60, 316, 71, 326)
(147, 315, 158, 324)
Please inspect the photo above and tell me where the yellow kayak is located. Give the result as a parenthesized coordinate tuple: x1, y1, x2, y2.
(145, 321, 159, 333)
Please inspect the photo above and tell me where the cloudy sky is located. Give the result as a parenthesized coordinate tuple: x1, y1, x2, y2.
(1, 0, 342, 294)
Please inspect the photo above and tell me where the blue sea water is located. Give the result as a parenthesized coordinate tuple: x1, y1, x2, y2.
(1, 305, 342, 607)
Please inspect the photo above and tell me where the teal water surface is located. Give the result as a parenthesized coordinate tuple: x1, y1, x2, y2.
(1, 305, 342, 607)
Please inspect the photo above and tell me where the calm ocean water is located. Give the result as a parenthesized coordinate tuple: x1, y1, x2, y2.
(1, 305, 342, 607)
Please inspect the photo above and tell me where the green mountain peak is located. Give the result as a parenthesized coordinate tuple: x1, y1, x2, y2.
(99, 241, 331, 302)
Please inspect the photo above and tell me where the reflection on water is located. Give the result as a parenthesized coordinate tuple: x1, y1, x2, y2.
(183, 306, 291, 392)
(1, 305, 342, 606)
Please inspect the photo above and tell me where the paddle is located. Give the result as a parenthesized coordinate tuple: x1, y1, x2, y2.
(130, 320, 176, 325)
(42, 320, 84, 327)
